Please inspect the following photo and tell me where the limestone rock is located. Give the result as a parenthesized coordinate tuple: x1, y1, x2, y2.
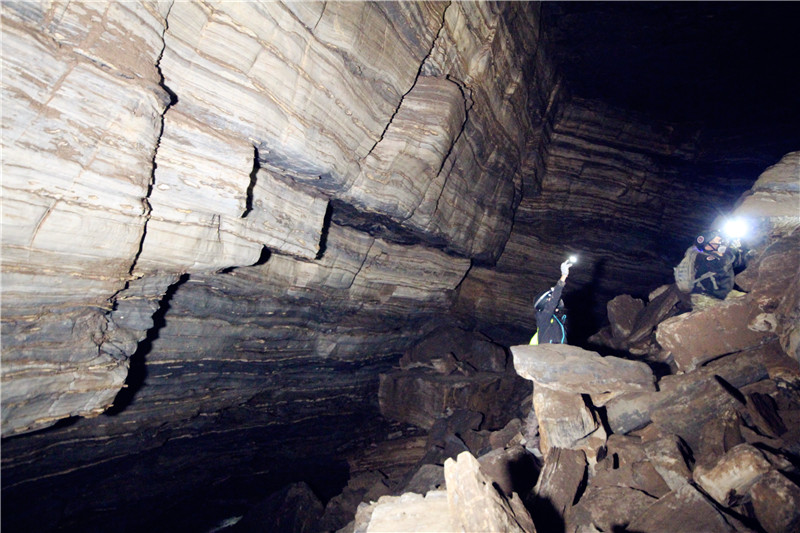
(444, 451, 535, 533)
(656, 297, 774, 372)
(356, 490, 456, 533)
(533, 385, 605, 459)
(607, 294, 645, 340)
(378, 370, 528, 430)
(627, 483, 739, 533)
(566, 485, 657, 533)
(511, 343, 656, 394)
(749, 469, 800, 533)
(400, 327, 508, 374)
(693, 443, 773, 507)
(530, 447, 587, 533)
(0, 1, 171, 435)
(477, 445, 539, 498)
(733, 151, 800, 235)
(642, 435, 694, 490)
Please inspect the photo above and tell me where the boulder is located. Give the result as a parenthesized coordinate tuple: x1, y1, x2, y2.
(607, 294, 645, 340)
(565, 485, 657, 533)
(627, 483, 739, 533)
(378, 370, 528, 430)
(693, 443, 773, 507)
(444, 451, 535, 533)
(353, 490, 456, 533)
(656, 297, 773, 372)
(533, 385, 605, 458)
(749, 469, 800, 533)
(529, 447, 586, 533)
(400, 327, 508, 373)
(511, 343, 656, 394)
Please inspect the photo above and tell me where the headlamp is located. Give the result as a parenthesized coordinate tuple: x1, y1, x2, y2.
(722, 218, 749, 240)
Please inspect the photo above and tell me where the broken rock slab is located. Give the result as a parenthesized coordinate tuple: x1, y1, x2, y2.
(510, 343, 656, 394)
(444, 451, 535, 533)
(656, 297, 774, 372)
(565, 485, 657, 533)
(749, 469, 800, 533)
(529, 447, 586, 533)
(693, 443, 773, 507)
(533, 385, 606, 459)
(604, 339, 792, 438)
(352, 490, 456, 533)
(607, 293, 645, 341)
(627, 483, 741, 533)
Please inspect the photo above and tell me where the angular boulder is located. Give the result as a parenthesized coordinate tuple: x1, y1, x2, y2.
(510, 343, 656, 394)
(444, 451, 535, 533)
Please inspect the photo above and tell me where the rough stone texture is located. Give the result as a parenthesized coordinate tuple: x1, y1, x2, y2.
(734, 152, 800, 234)
(530, 448, 587, 532)
(2, 2, 800, 532)
(607, 294, 645, 340)
(533, 385, 607, 461)
(0, 1, 172, 436)
(511, 343, 656, 394)
(693, 443, 773, 507)
(627, 483, 739, 533)
(356, 490, 456, 533)
(604, 339, 793, 439)
(444, 451, 535, 533)
(657, 297, 775, 372)
(565, 485, 657, 533)
(749, 470, 800, 533)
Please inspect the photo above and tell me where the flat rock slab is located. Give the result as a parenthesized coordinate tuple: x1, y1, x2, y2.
(360, 490, 457, 533)
(656, 297, 772, 372)
(511, 343, 656, 394)
(627, 483, 739, 533)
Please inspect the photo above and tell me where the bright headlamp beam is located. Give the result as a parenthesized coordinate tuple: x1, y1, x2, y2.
(723, 218, 749, 239)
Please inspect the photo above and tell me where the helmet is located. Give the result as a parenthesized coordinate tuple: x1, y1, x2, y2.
(534, 289, 553, 311)
(695, 229, 721, 251)
(534, 289, 565, 312)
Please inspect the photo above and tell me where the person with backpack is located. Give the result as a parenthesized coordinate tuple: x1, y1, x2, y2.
(674, 229, 745, 305)
(530, 258, 573, 345)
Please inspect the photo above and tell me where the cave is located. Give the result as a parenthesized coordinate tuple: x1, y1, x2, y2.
(2, 2, 799, 532)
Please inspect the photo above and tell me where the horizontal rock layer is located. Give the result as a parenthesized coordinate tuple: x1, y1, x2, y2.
(2, 1, 799, 532)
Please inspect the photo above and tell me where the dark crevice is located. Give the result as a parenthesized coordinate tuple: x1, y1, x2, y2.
(315, 202, 333, 260)
(128, 0, 177, 276)
(364, 1, 451, 159)
(106, 273, 189, 415)
(242, 146, 260, 218)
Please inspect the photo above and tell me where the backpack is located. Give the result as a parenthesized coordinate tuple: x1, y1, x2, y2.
(674, 246, 718, 293)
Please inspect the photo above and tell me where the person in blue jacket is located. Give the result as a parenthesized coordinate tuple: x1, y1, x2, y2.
(530, 258, 573, 345)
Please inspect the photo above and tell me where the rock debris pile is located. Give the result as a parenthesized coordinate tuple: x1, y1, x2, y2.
(230, 164, 800, 532)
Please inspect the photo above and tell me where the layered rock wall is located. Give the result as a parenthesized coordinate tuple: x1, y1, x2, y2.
(457, 98, 757, 339)
(1, 1, 556, 437)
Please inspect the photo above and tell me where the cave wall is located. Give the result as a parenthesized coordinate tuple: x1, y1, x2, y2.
(456, 98, 758, 341)
(2, 4, 556, 529)
(2, 2, 794, 532)
(1, 1, 555, 438)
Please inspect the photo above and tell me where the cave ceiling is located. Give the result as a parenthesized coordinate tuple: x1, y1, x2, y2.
(542, 1, 800, 129)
